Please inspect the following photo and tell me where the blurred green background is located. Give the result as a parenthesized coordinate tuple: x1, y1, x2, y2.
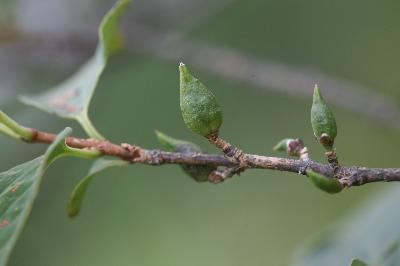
(1, 0, 400, 265)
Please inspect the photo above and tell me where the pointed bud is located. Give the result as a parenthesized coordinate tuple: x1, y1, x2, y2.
(306, 169, 342, 194)
(273, 139, 291, 152)
(179, 63, 223, 137)
(311, 85, 337, 150)
(273, 138, 305, 157)
(155, 130, 216, 182)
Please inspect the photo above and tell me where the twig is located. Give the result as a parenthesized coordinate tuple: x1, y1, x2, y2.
(21, 127, 400, 188)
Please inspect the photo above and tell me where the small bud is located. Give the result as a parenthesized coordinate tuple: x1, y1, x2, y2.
(155, 130, 216, 182)
(311, 85, 337, 150)
(273, 139, 290, 152)
(273, 138, 305, 157)
(179, 63, 223, 137)
(306, 169, 343, 194)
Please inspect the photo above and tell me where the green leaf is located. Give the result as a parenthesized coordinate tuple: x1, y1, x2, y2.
(0, 128, 73, 266)
(292, 187, 400, 266)
(179, 63, 223, 137)
(306, 170, 343, 194)
(351, 259, 370, 266)
(68, 158, 127, 218)
(19, 0, 130, 139)
(376, 240, 400, 266)
(155, 130, 216, 182)
(311, 85, 337, 150)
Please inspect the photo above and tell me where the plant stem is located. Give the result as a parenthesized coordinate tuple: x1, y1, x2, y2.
(77, 113, 104, 140)
(65, 146, 102, 160)
(0, 111, 33, 140)
(1, 125, 398, 188)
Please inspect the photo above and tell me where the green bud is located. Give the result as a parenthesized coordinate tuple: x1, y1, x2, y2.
(273, 139, 291, 152)
(306, 169, 343, 194)
(179, 63, 223, 137)
(155, 130, 216, 182)
(273, 138, 305, 157)
(311, 85, 337, 150)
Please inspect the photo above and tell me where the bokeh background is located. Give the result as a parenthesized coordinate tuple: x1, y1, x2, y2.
(1, 0, 400, 265)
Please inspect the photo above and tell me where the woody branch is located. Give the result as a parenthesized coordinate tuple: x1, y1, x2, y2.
(23, 126, 400, 188)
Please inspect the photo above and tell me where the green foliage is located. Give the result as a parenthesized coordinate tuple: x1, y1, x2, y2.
(179, 63, 223, 137)
(19, 0, 130, 139)
(0, 128, 73, 266)
(0, 1, 132, 261)
(0, 0, 398, 265)
(351, 259, 370, 266)
(311, 85, 337, 150)
(155, 130, 216, 182)
(306, 170, 342, 194)
(68, 158, 128, 218)
(293, 187, 400, 266)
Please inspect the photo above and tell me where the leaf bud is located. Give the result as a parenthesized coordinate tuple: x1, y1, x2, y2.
(311, 85, 337, 150)
(179, 63, 223, 137)
(273, 138, 305, 157)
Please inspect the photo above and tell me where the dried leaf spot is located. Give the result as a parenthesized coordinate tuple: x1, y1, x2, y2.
(63, 89, 77, 99)
(0, 219, 10, 228)
(10, 185, 19, 193)
(47, 89, 78, 112)
(64, 104, 77, 113)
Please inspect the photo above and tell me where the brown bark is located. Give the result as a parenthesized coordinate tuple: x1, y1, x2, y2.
(24, 128, 400, 188)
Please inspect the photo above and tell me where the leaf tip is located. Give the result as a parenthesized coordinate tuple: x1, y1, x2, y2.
(179, 62, 189, 77)
(313, 83, 322, 101)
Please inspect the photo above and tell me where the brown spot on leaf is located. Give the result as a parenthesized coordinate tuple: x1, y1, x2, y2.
(47, 89, 78, 112)
(0, 219, 10, 228)
(65, 104, 77, 112)
(10, 185, 19, 192)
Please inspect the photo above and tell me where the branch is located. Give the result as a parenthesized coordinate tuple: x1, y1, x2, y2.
(23, 127, 400, 188)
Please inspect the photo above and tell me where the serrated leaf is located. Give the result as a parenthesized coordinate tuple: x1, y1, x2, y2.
(68, 158, 127, 218)
(0, 127, 73, 266)
(292, 187, 400, 266)
(19, 0, 130, 139)
(351, 259, 370, 266)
